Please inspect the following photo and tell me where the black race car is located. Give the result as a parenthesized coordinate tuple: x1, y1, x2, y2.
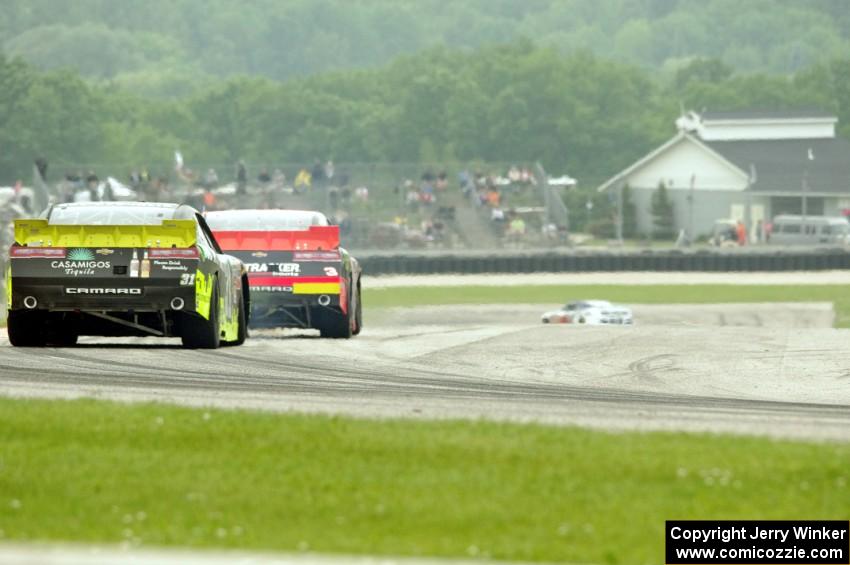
(6, 202, 249, 348)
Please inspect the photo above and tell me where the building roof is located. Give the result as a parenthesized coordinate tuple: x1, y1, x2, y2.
(701, 109, 836, 121)
(705, 137, 850, 194)
(596, 131, 749, 192)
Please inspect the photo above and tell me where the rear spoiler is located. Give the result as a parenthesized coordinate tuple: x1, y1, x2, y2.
(212, 225, 340, 251)
(13, 218, 197, 248)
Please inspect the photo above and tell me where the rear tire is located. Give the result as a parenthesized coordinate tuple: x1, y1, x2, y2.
(352, 282, 362, 336)
(225, 296, 247, 346)
(7, 311, 47, 347)
(317, 308, 352, 339)
(317, 279, 355, 339)
(181, 282, 221, 349)
(46, 327, 78, 347)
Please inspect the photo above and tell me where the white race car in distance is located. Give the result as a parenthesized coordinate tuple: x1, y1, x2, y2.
(541, 300, 633, 325)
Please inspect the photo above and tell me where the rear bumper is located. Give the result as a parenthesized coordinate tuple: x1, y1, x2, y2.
(9, 278, 196, 313)
(248, 291, 341, 329)
(250, 289, 340, 310)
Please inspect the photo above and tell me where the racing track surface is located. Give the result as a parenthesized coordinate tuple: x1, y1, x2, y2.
(1, 302, 849, 441)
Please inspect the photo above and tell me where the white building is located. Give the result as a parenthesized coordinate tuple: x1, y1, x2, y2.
(597, 110, 850, 237)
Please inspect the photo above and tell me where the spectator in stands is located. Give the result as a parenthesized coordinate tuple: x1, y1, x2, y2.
(257, 167, 272, 184)
(420, 179, 435, 207)
(355, 186, 369, 203)
(736, 220, 747, 246)
(203, 168, 219, 189)
(236, 160, 248, 195)
(294, 168, 311, 194)
(85, 170, 100, 202)
(182, 184, 203, 210)
(311, 159, 325, 187)
(405, 180, 420, 212)
(458, 170, 473, 199)
(436, 171, 448, 192)
(486, 186, 501, 208)
(65, 171, 82, 188)
(335, 210, 352, 237)
(338, 169, 350, 188)
(508, 165, 521, 183)
(507, 213, 526, 246)
(147, 177, 167, 202)
(324, 160, 335, 184)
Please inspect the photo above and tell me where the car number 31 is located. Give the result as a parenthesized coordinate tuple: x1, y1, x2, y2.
(180, 273, 196, 286)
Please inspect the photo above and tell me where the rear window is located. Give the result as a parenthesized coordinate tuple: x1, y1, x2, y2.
(779, 223, 801, 234)
(206, 210, 329, 231)
(48, 205, 179, 225)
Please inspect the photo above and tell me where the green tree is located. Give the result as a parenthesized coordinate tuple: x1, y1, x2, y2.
(622, 184, 637, 238)
(651, 181, 675, 240)
(674, 57, 734, 89)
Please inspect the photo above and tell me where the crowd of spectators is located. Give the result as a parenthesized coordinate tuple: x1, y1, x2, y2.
(7, 157, 555, 252)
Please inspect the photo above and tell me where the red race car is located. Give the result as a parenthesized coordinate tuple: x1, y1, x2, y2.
(206, 209, 362, 338)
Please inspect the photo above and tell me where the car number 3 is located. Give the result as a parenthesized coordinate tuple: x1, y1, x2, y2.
(323, 266, 338, 276)
(180, 273, 196, 286)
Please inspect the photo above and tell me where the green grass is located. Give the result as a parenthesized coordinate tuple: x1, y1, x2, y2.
(364, 284, 850, 327)
(1, 398, 849, 564)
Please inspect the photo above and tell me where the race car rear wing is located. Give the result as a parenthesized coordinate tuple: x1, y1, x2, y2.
(212, 225, 339, 251)
(13, 219, 197, 248)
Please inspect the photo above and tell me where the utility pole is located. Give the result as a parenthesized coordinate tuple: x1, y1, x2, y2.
(748, 164, 758, 241)
(688, 173, 695, 242)
(616, 182, 623, 244)
(801, 147, 814, 222)
(801, 170, 808, 222)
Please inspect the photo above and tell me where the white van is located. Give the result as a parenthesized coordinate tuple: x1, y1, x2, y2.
(769, 215, 850, 246)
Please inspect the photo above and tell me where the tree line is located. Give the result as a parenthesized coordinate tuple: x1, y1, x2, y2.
(1, 42, 850, 189)
(3, 0, 850, 96)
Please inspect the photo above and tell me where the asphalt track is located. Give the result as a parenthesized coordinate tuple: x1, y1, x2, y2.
(1, 301, 849, 441)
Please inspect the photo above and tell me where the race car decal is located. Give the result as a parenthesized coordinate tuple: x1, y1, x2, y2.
(244, 262, 300, 274)
(194, 269, 214, 319)
(293, 282, 341, 295)
(247, 275, 340, 295)
(12, 247, 198, 279)
(65, 288, 143, 295)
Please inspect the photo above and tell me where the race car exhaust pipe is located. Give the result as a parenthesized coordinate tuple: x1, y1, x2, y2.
(317, 294, 331, 306)
(23, 296, 38, 309)
(170, 297, 185, 311)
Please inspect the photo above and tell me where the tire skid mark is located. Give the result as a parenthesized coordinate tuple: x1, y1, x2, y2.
(626, 354, 678, 384)
(2, 350, 849, 420)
